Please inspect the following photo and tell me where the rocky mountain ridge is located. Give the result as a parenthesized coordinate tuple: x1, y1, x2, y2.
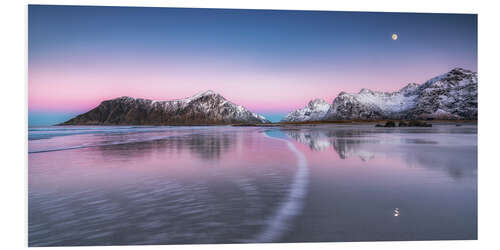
(282, 99, 331, 122)
(61, 90, 270, 125)
(283, 68, 477, 122)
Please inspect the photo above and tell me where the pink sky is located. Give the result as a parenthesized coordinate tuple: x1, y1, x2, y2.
(28, 6, 477, 125)
(28, 58, 465, 114)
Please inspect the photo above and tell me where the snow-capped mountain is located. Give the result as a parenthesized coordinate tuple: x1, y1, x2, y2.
(283, 68, 477, 121)
(61, 90, 270, 125)
(324, 84, 420, 120)
(282, 99, 331, 122)
(405, 68, 477, 120)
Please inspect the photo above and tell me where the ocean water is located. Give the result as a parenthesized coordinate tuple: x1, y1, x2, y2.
(28, 124, 477, 246)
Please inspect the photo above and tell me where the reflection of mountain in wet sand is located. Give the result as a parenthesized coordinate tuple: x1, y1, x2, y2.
(29, 129, 301, 246)
(96, 132, 237, 160)
(401, 146, 476, 179)
(284, 129, 376, 161)
(282, 126, 477, 180)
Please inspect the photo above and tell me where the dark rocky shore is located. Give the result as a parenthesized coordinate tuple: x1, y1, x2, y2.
(375, 120, 432, 127)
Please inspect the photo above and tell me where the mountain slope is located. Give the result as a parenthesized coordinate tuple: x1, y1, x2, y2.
(283, 68, 477, 121)
(282, 99, 331, 122)
(61, 90, 270, 125)
(404, 68, 477, 120)
(324, 84, 420, 120)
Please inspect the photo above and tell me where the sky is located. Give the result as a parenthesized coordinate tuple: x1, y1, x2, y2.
(28, 5, 477, 125)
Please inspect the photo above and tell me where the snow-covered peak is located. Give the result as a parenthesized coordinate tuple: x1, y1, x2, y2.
(66, 91, 270, 125)
(340, 87, 418, 114)
(449, 67, 473, 74)
(283, 68, 477, 122)
(112, 96, 136, 102)
(423, 67, 476, 88)
(282, 98, 331, 122)
(398, 83, 420, 95)
(195, 90, 218, 97)
(108, 91, 224, 104)
(323, 68, 477, 120)
(359, 88, 376, 95)
(308, 99, 330, 109)
(185, 90, 223, 101)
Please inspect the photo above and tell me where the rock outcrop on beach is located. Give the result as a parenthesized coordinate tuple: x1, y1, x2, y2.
(282, 68, 477, 121)
(61, 90, 270, 125)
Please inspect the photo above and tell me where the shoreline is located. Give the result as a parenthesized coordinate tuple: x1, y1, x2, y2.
(43, 119, 478, 128)
(233, 119, 477, 127)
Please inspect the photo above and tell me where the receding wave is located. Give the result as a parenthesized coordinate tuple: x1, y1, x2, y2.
(28, 125, 218, 140)
(250, 132, 309, 242)
(28, 126, 235, 153)
(28, 135, 184, 154)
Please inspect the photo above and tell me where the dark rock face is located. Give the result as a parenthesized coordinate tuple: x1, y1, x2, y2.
(375, 121, 396, 127)
(326, 91, 386, 120)
(385, 121, 396, 127)
(320, 68, 477, 121)
(408, 120, 432, 127)
(405, 68, 477, 120)
(61, 91, 270, 125)
(398, 121, 409, 127)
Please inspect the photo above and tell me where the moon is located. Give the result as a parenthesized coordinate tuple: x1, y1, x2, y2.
(392, 33, 398, 40)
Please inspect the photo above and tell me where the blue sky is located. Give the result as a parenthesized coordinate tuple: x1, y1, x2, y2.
(29, 5, 477, 125)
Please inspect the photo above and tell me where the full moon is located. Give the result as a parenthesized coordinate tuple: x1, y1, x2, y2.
(392, 33, 398, 40)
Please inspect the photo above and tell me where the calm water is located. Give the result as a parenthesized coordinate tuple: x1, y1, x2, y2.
(28, 124, 477, 246)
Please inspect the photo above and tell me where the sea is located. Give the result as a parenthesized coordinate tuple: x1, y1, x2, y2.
(28, 124, 477, 246)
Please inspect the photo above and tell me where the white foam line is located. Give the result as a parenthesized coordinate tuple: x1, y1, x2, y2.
(28, 133, 194, 154)
(251, 133, 309, 243)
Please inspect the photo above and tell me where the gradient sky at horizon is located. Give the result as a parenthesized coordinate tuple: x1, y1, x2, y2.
(28, 5, 477, 125)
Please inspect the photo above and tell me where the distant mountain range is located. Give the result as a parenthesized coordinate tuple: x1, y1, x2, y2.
(283, 68, 477, 122)
(62, 68, 477, 126)
(61, 90, 270, 125)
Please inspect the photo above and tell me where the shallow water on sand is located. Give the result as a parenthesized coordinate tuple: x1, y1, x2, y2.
(28, 124, 477, 246)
